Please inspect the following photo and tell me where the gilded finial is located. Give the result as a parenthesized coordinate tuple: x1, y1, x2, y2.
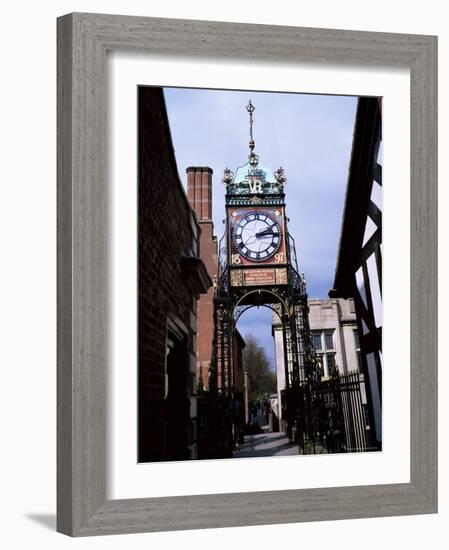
(246, 100, 256, 158)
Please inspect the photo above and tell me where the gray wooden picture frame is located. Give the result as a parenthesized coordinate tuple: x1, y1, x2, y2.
(57, 12, 438, 537)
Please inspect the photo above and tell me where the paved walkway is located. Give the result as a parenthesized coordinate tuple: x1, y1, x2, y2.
(233, 430, 299, 459)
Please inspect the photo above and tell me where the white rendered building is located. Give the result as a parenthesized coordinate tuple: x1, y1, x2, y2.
(272, 297, 363, 426)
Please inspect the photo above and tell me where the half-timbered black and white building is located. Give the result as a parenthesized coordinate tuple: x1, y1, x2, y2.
(329, 97, 382, 450)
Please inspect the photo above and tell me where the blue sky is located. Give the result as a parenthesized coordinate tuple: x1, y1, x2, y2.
(164, 87, 357, 367)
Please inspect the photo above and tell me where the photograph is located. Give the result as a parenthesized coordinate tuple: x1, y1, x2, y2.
(137, 85, 383, 463)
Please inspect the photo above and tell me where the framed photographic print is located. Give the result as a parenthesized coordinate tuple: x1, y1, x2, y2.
(57, 13, 437, 536)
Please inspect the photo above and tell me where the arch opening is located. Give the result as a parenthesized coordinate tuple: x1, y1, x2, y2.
(234, 304, 282, 439)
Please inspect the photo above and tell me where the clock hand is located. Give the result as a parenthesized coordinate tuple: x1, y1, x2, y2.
(255, 229, 275, 238)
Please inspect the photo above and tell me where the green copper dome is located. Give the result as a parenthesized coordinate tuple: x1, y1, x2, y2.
(223, 157, 286, 196)
(233, 160, 276, 185)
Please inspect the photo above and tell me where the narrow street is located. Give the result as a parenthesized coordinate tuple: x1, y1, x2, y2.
(233, 430, 298, 458)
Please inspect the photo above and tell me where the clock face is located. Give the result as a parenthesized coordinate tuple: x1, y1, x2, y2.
(232, 210, 282, 262)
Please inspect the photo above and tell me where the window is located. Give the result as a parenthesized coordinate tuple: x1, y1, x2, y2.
(316, 353, 324, 373)
(354, 330, 360, 350)
(327, 353, 336, 373)
(354, 331, 363, 371)
(312, 331, 339, 376)
(363, 406, 371, 429)
(312, 332, 322, 350)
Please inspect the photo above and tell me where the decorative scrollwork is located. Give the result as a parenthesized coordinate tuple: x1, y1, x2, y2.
(274, 166, 287, 185)
(222, 167, 234, 185)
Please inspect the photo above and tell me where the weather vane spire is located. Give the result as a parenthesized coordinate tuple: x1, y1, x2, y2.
(246, 100, 256, 156)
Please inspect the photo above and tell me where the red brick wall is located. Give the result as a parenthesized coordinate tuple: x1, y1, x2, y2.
(139, 87, 200, 462)
(196, 221, 218, 387)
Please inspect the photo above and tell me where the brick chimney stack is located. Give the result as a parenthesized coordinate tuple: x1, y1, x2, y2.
(186, 166, 216, 389)
(186, 166, 213, 220)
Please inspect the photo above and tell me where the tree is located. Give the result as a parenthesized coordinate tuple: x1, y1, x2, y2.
(243, 336, 277, 403)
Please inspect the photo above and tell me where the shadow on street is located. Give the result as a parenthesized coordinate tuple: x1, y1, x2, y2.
(233, 431, 298, 458)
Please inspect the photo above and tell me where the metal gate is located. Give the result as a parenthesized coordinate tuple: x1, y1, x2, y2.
(298, 369, 368, 454)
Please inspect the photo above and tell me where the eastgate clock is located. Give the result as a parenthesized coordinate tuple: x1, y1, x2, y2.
(232, 210, 282, 262)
